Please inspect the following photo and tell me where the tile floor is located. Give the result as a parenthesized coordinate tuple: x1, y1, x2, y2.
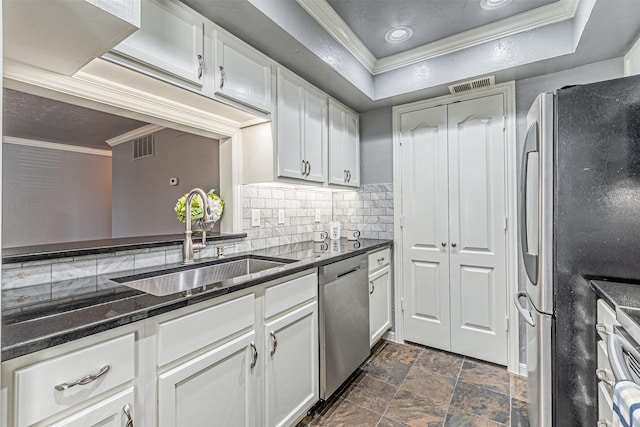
(298, 340, 529, 427)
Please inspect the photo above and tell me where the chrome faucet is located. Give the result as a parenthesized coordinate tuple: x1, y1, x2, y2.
(183, 188, 215, 264)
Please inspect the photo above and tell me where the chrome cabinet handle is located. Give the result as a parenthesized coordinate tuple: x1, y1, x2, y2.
(514, 292, 535, 327)
(441, 242, 447, 247)
(270, 331, 278, 356)
(123, 403, 133, 427)
(197, 54, 204, 79)
(596, 323, 609, 336)
(347, 170, 351, 182)
(369, 280, 375, 294)
(378, 257, 385, 263)
(306, 161, 311, 176)
(54, 365, 111, 391)
(596, 368, 615, 388)
(451, 243, 457, 247)
(250, 342, 258, 369)
(344, 170, 347, 183)
(302, 160, 307, 176)
(219, 65, 225, 88)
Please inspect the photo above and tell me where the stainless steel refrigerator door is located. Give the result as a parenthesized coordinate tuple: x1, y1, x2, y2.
(515, 292, 552, 427)
(522, 92, 554, 315)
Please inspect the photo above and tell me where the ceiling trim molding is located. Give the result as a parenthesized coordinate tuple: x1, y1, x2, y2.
(298, 0, 578, 75)
(295, 0, 377, 74)
(106, 124, 166, 147)
(3, 136, 113, 157)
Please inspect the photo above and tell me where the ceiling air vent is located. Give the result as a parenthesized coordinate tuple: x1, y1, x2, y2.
(448, 76, 496, 94)
(133, 134, 154, 160)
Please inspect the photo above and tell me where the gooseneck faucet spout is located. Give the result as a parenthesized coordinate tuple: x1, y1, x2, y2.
(183, 188, 214, 264)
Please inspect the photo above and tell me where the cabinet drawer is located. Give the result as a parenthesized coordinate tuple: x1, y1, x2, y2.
(265, 273, 317, 319)
(368, 248, 390, 273)
(158, 294, 255, 366)
(597, 299, 619, 340)
(14, 333, 135, 427)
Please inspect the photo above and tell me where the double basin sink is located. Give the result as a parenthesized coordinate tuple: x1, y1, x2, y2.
(111, 255, 296, 296)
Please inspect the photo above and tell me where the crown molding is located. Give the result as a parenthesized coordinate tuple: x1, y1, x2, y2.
(298, 0, 578, 75)
(3, 136, 113, 157)
(106, 124, 165, 147)
(296, 0, 377, 74)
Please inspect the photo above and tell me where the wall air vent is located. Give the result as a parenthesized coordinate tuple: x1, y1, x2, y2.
(448, 76, 496, 94)
(133, 134, 154, 160)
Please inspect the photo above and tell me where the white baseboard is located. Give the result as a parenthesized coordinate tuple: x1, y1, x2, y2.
(519, 363, 528, 377)
(382, 330, 396, 343)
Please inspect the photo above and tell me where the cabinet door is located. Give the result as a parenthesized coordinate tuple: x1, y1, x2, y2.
(214, 30, 272, 113)
(328, 100, 346, 185)
(48, 388, 135, 427)
(158, 331, 257, 427)
(276, 68, 304, 180)
(111, 0, 204, 86)
(369, 266, 391, 347)
(303, 87, 328, 184)
(264, 301, 319, 427)
(343, 109, 360, 187)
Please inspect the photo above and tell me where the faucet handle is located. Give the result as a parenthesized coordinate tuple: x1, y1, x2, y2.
(216, 246, 224, 258)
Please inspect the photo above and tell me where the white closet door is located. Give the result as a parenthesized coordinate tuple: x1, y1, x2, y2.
(400, 105, 451, 350)
(447, 93, 508, 364)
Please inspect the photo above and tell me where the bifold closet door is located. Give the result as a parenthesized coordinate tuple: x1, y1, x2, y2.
(447, 94, 507, 365)
(400, 105, 451, 351)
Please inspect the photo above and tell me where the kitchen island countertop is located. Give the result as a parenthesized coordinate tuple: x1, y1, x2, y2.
(2, 239, 392, 360)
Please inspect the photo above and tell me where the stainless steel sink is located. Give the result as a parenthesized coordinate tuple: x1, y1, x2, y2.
(111, 256, 295, 296)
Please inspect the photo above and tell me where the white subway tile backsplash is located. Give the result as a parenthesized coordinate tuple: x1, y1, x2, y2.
(97, 255, 134, 275)
(134, 251, 166, 269)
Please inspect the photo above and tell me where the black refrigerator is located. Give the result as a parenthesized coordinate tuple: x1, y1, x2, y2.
(514, 74, 640, 426)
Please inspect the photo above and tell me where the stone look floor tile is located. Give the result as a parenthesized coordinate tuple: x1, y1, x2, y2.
(444, 407, 508, 427)
(450, 381, 511, 425)
(510, 399, 530, 427)
(342, 371, 399, 414)
(322, 400, 382, 427)
(400, 365, 456, 405)
(413, 346, 465, 379)
(377, 417, 409, 427)
(458, 360, 511, 395)
(384, 389, 448, 426)
(362, 342, 422, 386)
(510, 375, 528, 402)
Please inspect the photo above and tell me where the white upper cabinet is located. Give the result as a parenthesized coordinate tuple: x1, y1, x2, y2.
(4, 0, 140, 75)
(328, 99, 360, 188)
(213, 30, 273, 114)
(108, 0, 205, 88)
(276, 67, 328, 184)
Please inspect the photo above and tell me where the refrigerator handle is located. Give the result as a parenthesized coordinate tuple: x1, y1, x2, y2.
(520, 122, 540, 285)
(514, 291, 535, 327)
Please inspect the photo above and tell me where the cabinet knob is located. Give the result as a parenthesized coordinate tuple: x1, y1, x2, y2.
(451, 243, 457, 248)
(441, 242, 447, 247)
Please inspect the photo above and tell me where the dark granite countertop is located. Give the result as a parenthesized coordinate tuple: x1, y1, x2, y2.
(2, 232, 248, 264)
(1, 239, 392, 360)
(591, 280, 640, 310)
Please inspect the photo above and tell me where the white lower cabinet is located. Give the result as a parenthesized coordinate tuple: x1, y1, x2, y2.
(48, 388, 135, 427)
(264, 301, 318, 427)
(158, 331, 257, 427)
(369, 265, 391, 347)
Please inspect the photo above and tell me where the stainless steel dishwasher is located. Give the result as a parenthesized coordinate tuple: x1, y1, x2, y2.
(318, 254, 369, 400)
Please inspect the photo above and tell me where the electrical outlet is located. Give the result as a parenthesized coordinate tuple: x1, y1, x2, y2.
(278, 209, 285, 225)
(169, 177, 179, 186)
(315, 209, 322, 223)
(251, 209, 260, 227)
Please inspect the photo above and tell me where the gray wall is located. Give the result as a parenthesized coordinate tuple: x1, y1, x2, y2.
(112, 129, 220, 238)
(2, 144, 112, 247)
(360, 107, 393, 184)
(514, 57, 624, 362)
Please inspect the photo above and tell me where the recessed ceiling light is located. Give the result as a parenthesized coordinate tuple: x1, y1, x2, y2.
(384, 26, 413, 44)
(480, 0, 513, 10)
